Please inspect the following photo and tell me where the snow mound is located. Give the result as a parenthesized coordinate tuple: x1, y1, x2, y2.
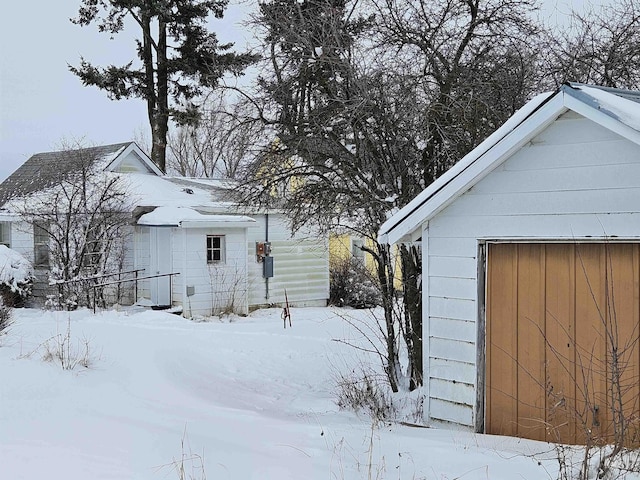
(0, 245, 33, 292)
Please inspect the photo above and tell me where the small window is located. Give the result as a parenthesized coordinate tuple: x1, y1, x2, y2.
(206, 235, 225, 264)
(34, 223, 50, 267)
(0, 222, 10, 247)
(352, 238, 365, 261)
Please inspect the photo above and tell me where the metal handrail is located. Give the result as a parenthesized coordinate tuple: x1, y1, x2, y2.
(92, 271, 180, 313)
(50, 269, 145, 286)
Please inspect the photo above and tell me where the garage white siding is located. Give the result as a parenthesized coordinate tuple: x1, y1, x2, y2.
(423, 111, 640, 428)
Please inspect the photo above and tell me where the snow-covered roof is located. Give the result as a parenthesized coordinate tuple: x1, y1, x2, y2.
(137, 206, 257, 228)
(0, 141, 253, 217)
(0, 143, 131, 207)
(0, 142, 164, 209)
(379, 83, 640, 244)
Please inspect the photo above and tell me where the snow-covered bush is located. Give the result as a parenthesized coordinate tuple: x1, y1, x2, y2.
(12, 144, 133, 309)
(0, 245, 34, 307)
(330, 258, 381, 308)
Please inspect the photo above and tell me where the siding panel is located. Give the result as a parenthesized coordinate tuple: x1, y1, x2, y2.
(430, 317, 476, 343)
(430, 378, 475, 406)
(247, 213, 329, 308)
(428, 277, 476, 300)
(430, 358, 476, 384)
(430, 337, 475, 364)
(429, 297, 475, 322)
(430, 398, 474, 426)
(429, 256, 476, 279)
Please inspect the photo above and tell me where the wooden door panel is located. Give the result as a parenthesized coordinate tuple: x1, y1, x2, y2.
(515, 244, 547, 441)
(486, 243, 519, 437)
(544, 244, 576, 442)
(486, 243, 640, 445)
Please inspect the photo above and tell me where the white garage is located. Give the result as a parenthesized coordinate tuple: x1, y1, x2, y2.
(379, 83, 640, 444)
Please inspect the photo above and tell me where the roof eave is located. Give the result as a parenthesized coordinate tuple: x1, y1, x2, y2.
(179, 220, 258, 229)
(563, 87, 640, 146)
(379, 90, 564, 244)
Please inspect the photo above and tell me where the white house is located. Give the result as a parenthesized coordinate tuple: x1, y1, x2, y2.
(0, 142, 329, 316)
(379, 83, 640, 444)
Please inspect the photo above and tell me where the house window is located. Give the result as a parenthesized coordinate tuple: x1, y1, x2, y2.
(34, 224, 50, 268)
(352, 238, 365, 261)
(0, 222, 10, 247)
(206, 235, 225, 264)
(82, 227, 101, 268)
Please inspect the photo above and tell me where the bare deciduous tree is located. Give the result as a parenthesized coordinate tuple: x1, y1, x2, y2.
(167, 94, 263, 178)
(544, 0, 640, 90)
(15, 143, 133, 308)
(235, 0, 543, 395)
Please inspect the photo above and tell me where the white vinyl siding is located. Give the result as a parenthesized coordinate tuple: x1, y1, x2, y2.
(133, 216, 329, 317)
(247, 214, 329, 308)
(178, 227, 248, 317)
(422, 111, 640, 429)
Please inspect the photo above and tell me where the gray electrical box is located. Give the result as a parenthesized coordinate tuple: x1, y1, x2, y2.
(263, 256, 274, 278)
(186, 285, 195, 297)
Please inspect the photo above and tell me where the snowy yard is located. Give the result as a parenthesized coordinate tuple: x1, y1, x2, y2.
(0, 306, 559, 479)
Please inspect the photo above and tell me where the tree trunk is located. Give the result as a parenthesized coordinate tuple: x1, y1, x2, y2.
(375, 242, 401, 393)
(155, 18, 169, 173)
(401, 243, 423, 390)
(141, 13, 162, 171)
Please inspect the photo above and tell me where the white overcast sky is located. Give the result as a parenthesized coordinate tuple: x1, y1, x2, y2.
(0, 0, 609, 181)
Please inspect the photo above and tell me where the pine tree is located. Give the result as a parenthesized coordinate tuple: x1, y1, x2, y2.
(70, 0, 258, 172)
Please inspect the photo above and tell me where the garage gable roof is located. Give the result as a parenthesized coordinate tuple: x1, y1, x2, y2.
(378, 83, 640, 244)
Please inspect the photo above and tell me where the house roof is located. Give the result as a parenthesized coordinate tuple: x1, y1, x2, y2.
(0, 142, 159, 207)
(378, 83, 640, 244)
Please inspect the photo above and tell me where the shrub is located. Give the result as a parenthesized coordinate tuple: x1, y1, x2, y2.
(41, 319, 96, 370)
(0, 297, 11, 341)
(335, 365, 394, 423)
(330, 258, 381, 309)
(0, 245, 34, 307)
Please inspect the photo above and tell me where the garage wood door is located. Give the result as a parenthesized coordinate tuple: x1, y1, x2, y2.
(486, 243, 640, 445)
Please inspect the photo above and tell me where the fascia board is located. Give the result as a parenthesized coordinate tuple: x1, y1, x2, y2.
(563, 93, 640, 147)
(180, 220, 258, 229)
(132, 143, 164, 176)
(383, 95, 567, 244)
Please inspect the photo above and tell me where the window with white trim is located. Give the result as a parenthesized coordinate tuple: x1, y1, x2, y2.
(34, 223, 50, 267)
(351, 238, 365, 261)
(206, 235, 225, 264)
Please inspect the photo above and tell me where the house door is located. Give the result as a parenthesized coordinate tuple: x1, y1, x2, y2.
(150, 227, 172, 306)
(485, 243, 640, 445)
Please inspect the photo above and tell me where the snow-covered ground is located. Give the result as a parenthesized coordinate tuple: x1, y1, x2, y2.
(0, 306, 560, 479)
